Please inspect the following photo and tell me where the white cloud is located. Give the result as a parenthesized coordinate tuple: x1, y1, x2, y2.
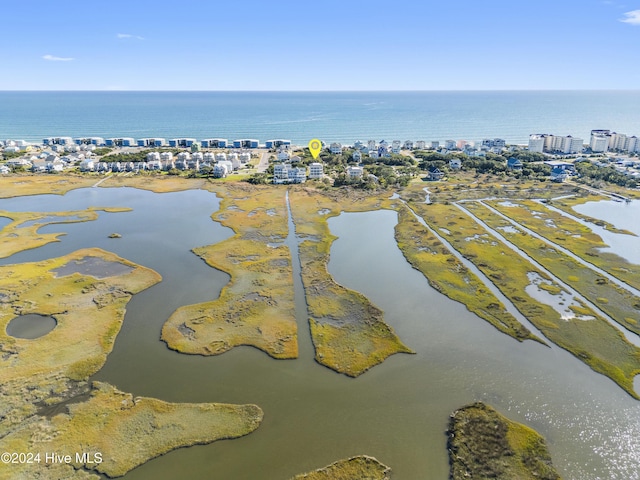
(42, 54, 74, 61)
(620, 10, 640, 24)
(117, 33, 144, 40)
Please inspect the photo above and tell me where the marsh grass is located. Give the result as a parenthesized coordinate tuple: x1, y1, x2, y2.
(465, 202, 640, 337)
(412, 203, 640, 398)
(448, 402, 561, 480)
(0, 207, 131, 258)
(394, 205, 540, 343)
(291, 455, 391, 480)
(551, 194, 637, 236)
(0, 175, 96, 198)
(488, 199, 640, 291)
(0, 248, 160, 438)
(289, 187, 413, 376)
(1, 382, 262, 479)
(162, 183, 298, 359)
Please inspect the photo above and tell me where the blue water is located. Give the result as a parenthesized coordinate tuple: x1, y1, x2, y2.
(1, 91, 640, 145)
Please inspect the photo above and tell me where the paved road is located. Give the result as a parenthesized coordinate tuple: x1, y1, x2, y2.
(256, 151, 271, 173)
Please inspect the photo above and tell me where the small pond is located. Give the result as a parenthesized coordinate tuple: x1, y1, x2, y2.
(6, 314, 57, 339)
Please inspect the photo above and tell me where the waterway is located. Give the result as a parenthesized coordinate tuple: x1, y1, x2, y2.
(572, 199, 640, 265)
(1, 190, 639, 479)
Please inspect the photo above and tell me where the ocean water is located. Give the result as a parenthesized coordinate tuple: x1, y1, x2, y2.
(1, 91, 640, 145)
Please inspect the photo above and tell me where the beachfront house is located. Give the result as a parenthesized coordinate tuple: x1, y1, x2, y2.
(201, 138, 228, 148)
(75, 137, 106, 146)
(233, 139, 259, 149)
(330, 142, 342, 154)
(105, 138, 136, 147)
(137, 138, 167, 147)
(44, 137, 74, 146)
(352, 150, 362, 162)
(171, 138, 197, 148)
(265, 139, 291, 149)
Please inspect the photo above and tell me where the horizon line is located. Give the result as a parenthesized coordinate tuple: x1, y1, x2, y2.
(2, 88, 640, 93)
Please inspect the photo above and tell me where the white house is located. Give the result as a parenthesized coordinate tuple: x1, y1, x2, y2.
(288, 167, 307, 184)
(346, 166, 364, 179)
(352, 150, 362, 162)
(213, 163, 229, 178)
(239, 152, 251, 163)
(0, 165, 9, 174)
(449, 158, 462, 169)
(329, 142, 342, 154)
(415, 140, 426, 150)
(308, 162, 324, 179)
(277, 151, 290, 161)
(273, 163, 290, 184)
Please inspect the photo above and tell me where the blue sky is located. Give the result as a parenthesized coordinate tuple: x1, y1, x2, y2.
(1, 0, 639, 90)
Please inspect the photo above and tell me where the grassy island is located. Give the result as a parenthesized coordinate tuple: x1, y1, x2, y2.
(162, 183, 298, 358)
(1, 382, 262, 479)
(448, 402, 561, 480)
(289, 187, 413, 376)
(291, 455, 391, 480)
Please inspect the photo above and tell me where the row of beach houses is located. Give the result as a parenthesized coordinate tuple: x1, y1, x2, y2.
(36, 137, 293, 149)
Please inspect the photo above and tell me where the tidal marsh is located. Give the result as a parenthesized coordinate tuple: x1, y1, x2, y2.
(162, 183, 298, 359)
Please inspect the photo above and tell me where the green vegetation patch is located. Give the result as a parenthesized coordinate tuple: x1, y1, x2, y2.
(291, 455, 391, 480)
(394, 204, 540, 343)
(464, 202, 640, 337)
(162, 183, 298, 359)
(290, 187, 413, 376)
(448, 402, 561, 480)
(0, 382, 262, 479)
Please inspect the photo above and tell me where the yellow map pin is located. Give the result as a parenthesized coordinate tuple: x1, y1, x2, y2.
(308, 139, 322, 159)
